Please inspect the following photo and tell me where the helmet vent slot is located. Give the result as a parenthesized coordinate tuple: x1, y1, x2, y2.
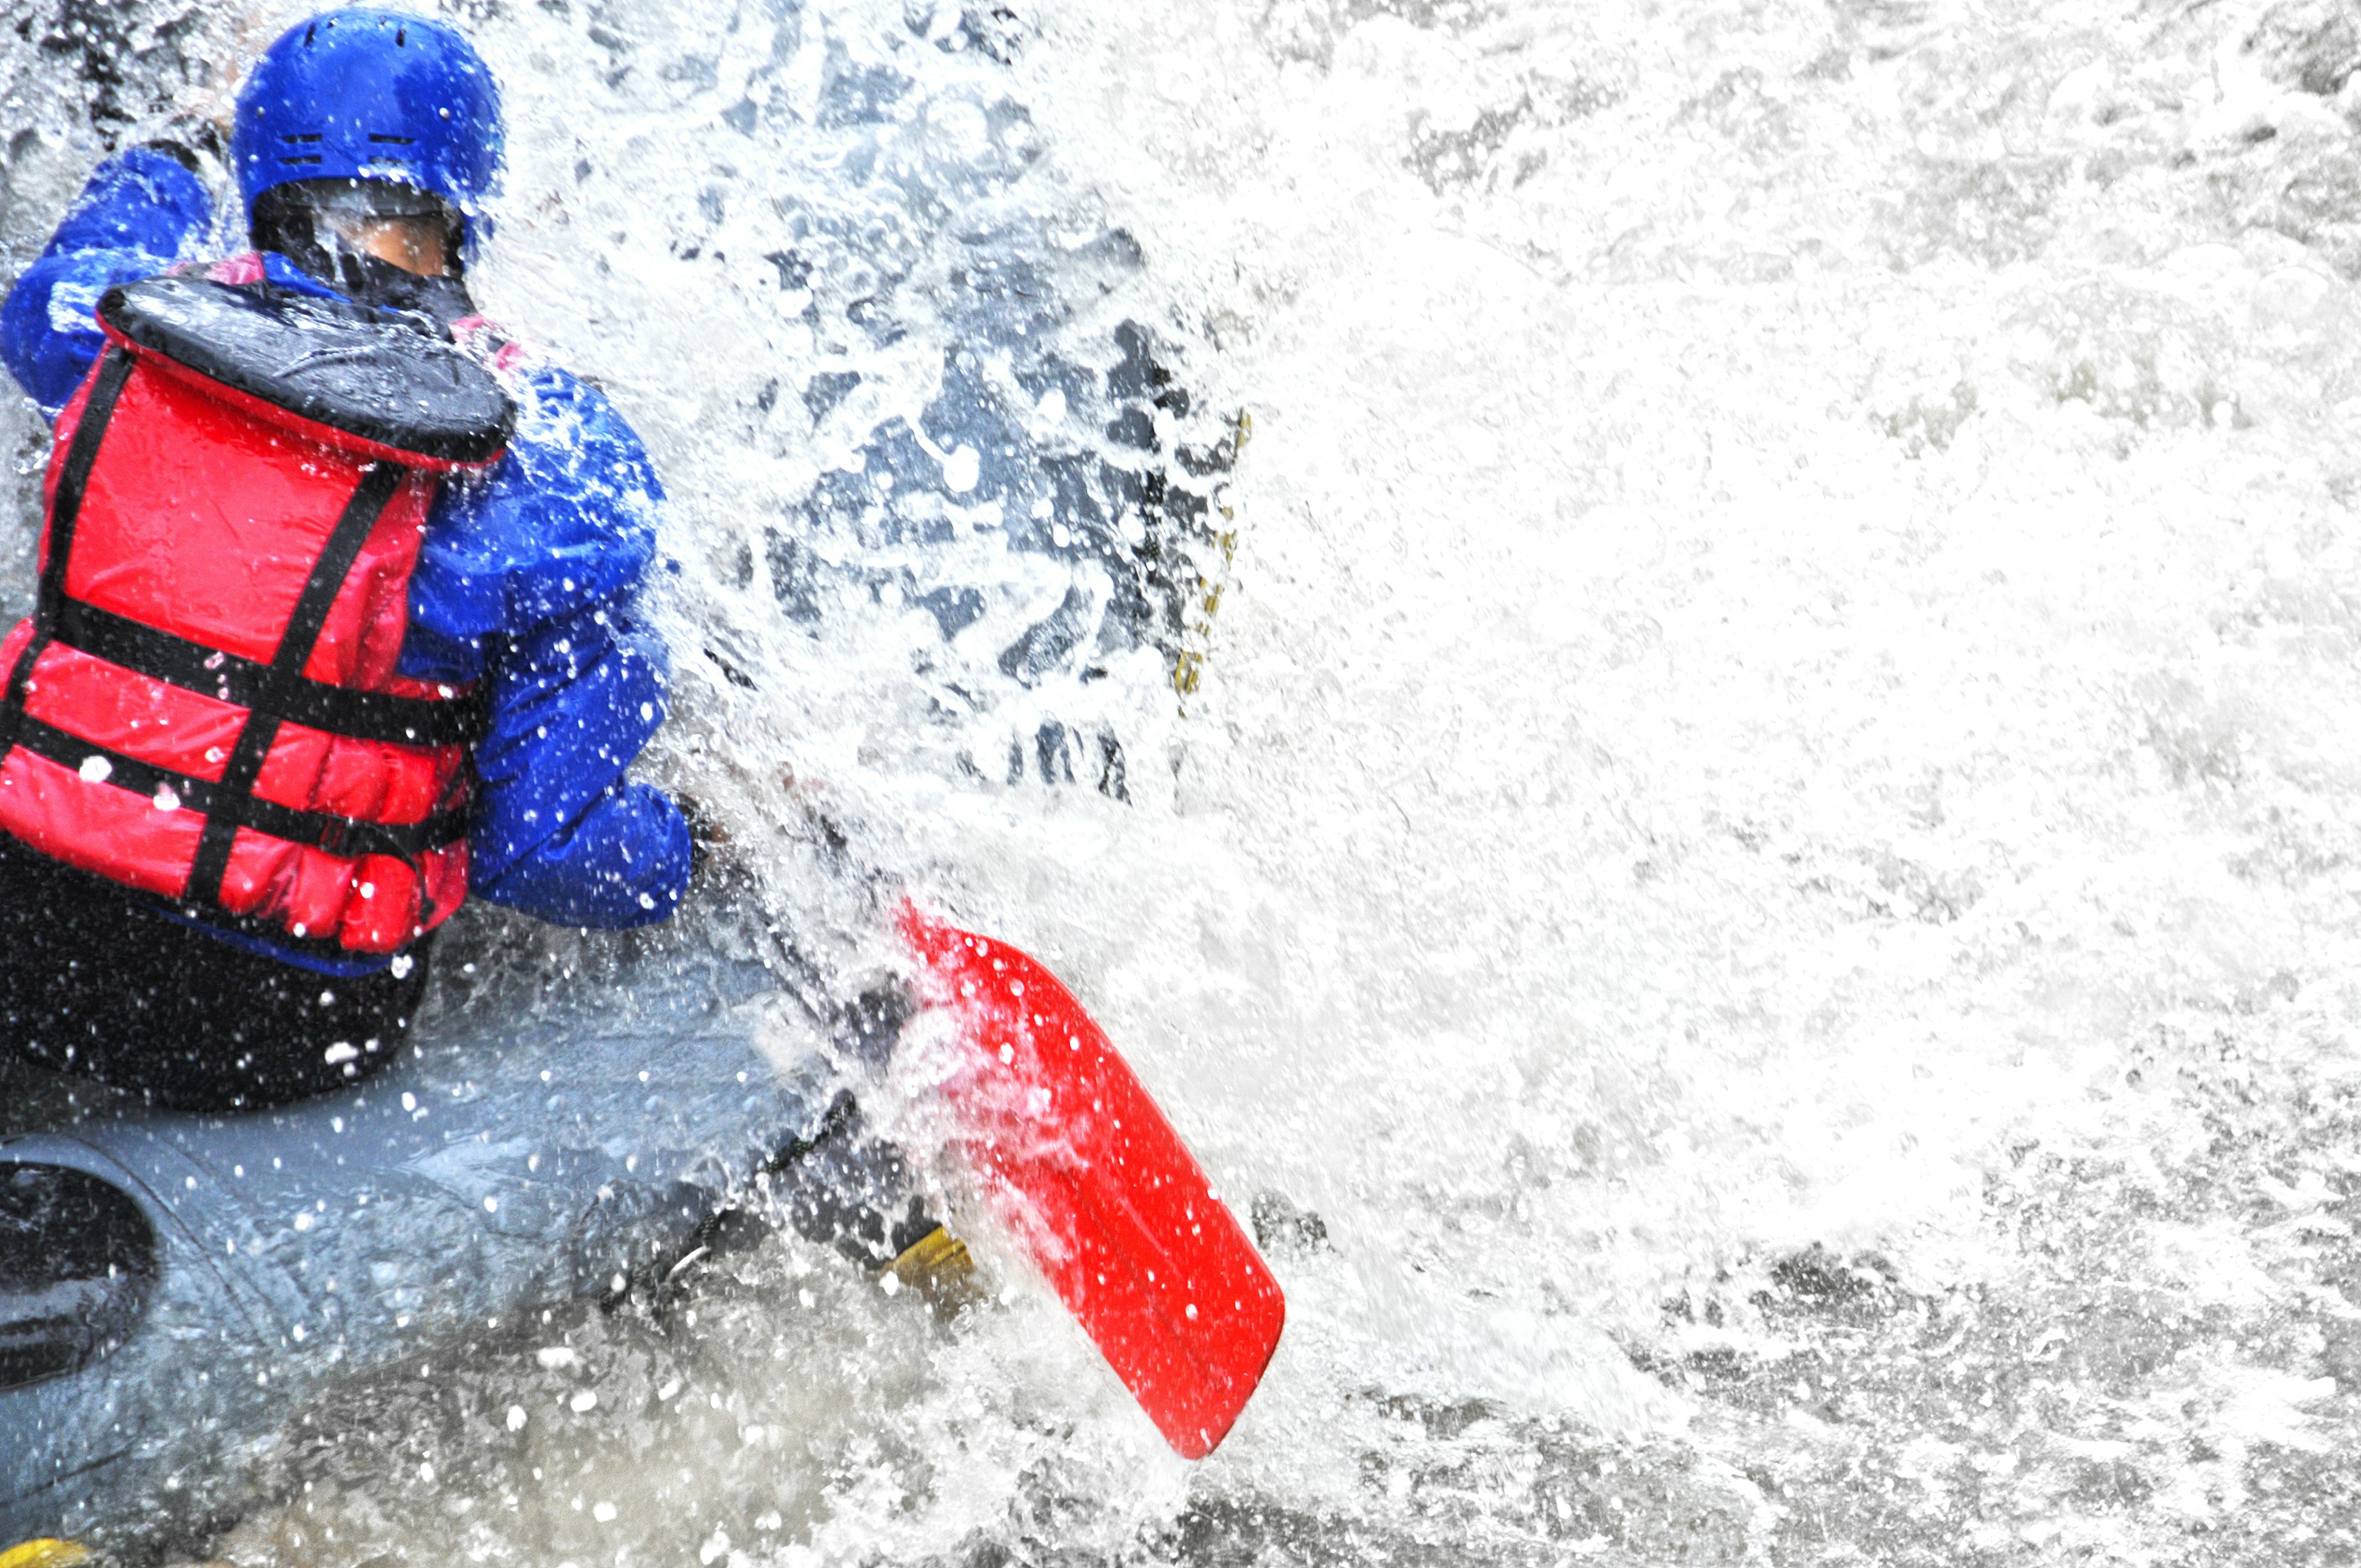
(281, 133, 322, 144)
(368, 133, 416, 145)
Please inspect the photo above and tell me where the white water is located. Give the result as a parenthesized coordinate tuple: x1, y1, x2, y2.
(13, 0, 2361, 1560)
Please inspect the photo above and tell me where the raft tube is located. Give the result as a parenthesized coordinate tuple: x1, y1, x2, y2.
(0, 939, 844, 1550)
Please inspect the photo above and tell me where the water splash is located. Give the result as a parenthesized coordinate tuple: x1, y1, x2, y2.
(7, 0, 2361, 1561)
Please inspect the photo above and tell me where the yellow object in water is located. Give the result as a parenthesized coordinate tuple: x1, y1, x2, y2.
(1170, 408, 1248, 704)
(887, 1223, 979, 1312)
(0, 1542, 90, 1568)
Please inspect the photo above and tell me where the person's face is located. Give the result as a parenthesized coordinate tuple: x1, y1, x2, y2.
(331, 213, 453, 278)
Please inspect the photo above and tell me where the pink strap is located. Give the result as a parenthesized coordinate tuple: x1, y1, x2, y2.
(203, 253, 267, 285)
(449, 314, 531, 373)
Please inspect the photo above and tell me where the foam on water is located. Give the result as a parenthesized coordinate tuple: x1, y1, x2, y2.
(10, 0, 2361, 1560)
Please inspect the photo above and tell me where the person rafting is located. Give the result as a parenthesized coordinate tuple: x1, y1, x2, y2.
(0, 0, 970, 1278)
(0, 9, 692, 1111)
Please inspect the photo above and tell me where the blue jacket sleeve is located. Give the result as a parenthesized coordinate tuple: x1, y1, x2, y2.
(403, 363, 692, 929)
(1, 149, 214, 417)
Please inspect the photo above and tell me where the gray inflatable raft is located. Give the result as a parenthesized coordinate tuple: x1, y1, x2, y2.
(0, 935, 850, 1551)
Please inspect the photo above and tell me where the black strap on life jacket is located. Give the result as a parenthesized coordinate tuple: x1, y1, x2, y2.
(0, 344, 136, 754)
(49, 589, 488, 746)
(0, 347, 473, 916)
(183, 459, 422, 906)
(6, 714, 468, 861)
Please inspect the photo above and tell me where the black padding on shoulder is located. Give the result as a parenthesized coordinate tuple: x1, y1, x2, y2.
(97, 275, 514, 463)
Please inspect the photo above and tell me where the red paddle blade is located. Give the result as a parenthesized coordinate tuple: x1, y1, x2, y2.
(900, 900, 1286, 1459)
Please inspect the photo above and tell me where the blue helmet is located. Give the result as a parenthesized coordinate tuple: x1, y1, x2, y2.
(232, 9, 503, 236)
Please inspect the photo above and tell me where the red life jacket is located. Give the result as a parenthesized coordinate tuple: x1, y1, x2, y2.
(0, 275, 514, 956)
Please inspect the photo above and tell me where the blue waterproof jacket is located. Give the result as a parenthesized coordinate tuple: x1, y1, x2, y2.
(0, 149, 691, 966)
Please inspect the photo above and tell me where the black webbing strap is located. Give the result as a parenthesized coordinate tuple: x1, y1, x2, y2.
(10, 714, 467, 860)
(33, 346, 134, 628)
(184, 460, 410, 905)
(49, 597, 488, 746)
(0, 346, 136, 753)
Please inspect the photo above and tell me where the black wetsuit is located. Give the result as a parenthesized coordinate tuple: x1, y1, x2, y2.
(0, 835, 429, 1109)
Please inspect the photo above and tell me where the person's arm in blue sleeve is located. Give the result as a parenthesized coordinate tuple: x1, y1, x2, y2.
(403, 361, 692, 928)
(1, 147, 213, 417)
